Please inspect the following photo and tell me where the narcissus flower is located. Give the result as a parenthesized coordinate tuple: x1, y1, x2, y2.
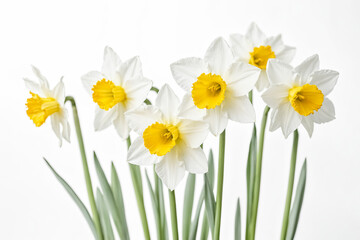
(24, 66, 70, 146)
(81, 46, 152, 139)
(170, 37, 260, 136)
(126, 84, 209, 190)
(230, 23, 296, 91)
(262, 55, 339, 138)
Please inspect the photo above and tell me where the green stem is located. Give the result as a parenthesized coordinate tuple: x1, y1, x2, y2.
(169, 190, 179, 240)
(280, 130, 299, 240)
(214, 130, 226, 240)
(126, 137, 151, 240)
(248, 106, 270, 240)
(65, 96, 103, 240)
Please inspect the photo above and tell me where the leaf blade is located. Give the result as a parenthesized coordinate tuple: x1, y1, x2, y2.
(182, 174, 196, 240)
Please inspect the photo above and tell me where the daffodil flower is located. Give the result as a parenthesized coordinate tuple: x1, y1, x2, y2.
(126, 84, 209, 190)
(230, 22, 296, 91)
(170, 37, 261, 136)
(262, 55, 339, 138)
(81, 46, 152, 139)
(24, 66, 70, 146)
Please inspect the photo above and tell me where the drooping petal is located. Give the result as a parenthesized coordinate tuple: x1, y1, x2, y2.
(275, 45, 296, 63)
(277, 102, 302, 138)
(125, 104, 162, 135)
(155, 146, 185, 190)
(31, 65, 49, 89)
(204, 106, 228, 136)
(52, 77, 65, 104)
(310, 70, 339, 96)
(113, 104, 129, 139)
(269, 108, 281, 131)
(50, 114, 62, 146)
(81, 71, 104, 95)
(177, 94, 206, 121)
(204, 37, 234, 75)
(294, 54, 319, 81)
(181, 144, 208, 174)
(170, 57, 208, 92)
(94, 106, 118, 131)
(177, 119, 208, 148)
(225, 62, 260, 96)
(229, 34, 252, 62)
(311, 98, 335, 124)
(24, 78, 40, 93)
(155, 84, 180, 122)
(301, 116, 314, 137)
(245, 22, 266, 46)
(118, 56, 143, 85)
(255, 70, 269, 91)
(222, 95, 255, 123)
(128, 136, 161, 165)
(262, 84, 289, 108)
(266, 59, 294, 85)
(124, 76, 152, 110)
(102, 46, 122, 80)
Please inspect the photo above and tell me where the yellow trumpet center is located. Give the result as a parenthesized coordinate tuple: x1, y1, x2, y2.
(249, 45, 276, 69)
(143, 122, 179, 156)
(288, 84, 324, 116)
(191, 73, 227, 109)
(92, 79, 126, 110)
(26, 92, 60, 127)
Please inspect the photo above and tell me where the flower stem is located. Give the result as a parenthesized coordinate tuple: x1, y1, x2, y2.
(126, 137, 151, 240)
(248, 106, 270, 240)
(169, 190, 179, 240)
(214, 130, 226, 240)
(280, 130, 299, 240)
(65, 96, 103, 240)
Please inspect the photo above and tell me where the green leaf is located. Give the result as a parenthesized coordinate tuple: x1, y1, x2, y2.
(285, 159, 307, 240)
(93, 152, 129, 240)
(204, 175, 216, 237)
(182, 174, 196, 240)
(145, 170, 162, 240)
(96, 189, 115, 240)
(200, 210, 209, 240)
(189, 188, 204, 240)
(110, 163, 129, 237)
(44, 158, 99, 240)
(235, 198, 241, 240)
(208, 149, 215, 190)
(155, 169, 169, 240)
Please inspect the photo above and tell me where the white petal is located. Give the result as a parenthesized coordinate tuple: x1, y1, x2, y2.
(182, 145, 208, 174)
(81, 71, 104, 95)
(269, 108, 281, 131)
(311, 98, 335, 124)
(266, 59, 294, 85)
(51, 114, 62, 147)
(294, 54, 319, 80)
(118, 56, 143, 84)
(178, 119, 208, 148)
(229, 34, 252, 61)
(31, 65, 49, 89)
(262, 85, 289, 108)
(113, 105, 129, 139)
(155, 146, 185, 190)
(255, 70, 269, 91)
(125, 104, 162, 135)
(310, 70, 339, 96)
(128, 137, 161, 166)
(204, 107, 228, 136)
(24, 78, 40, 93)
(178, 94, 206, 121)
(264, 34, 284, 53)
(102, 46, 122, 80)
(275, 45, 296, 63)
(225, 62, 260, 96)
(223, 95, 255, 123)
(94, 106, 118, 131)
(278, 102, 302, 138)
(124, 76, 152, 110)
(52, 77, 65, 104)
(155, 84, 180, 122)
(246, 22, 266, 46)
(170, 57, 208, 92)
(204, 37, 233, 75)
(301, 116, 314, 137)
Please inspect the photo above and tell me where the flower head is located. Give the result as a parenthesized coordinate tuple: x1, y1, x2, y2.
(81, 46, 152, 139)
(262, 55, 339, 138)
(230, 23, 296, 91)
(24, 66, 70, 146)
(170, 37, 261, 136)
(126, 84, 209, 190)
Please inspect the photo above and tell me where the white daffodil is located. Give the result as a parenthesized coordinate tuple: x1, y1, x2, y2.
(262, 55, 339, 138)
(126, 84, 209, 190)
(170, 37, 261, 136)
(81, 46, 152, 139)
(24, 66, 70, 146)
(230, 22, 296, 91)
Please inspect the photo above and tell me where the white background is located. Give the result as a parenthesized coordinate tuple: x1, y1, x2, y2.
(1, 0, 359, 239)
